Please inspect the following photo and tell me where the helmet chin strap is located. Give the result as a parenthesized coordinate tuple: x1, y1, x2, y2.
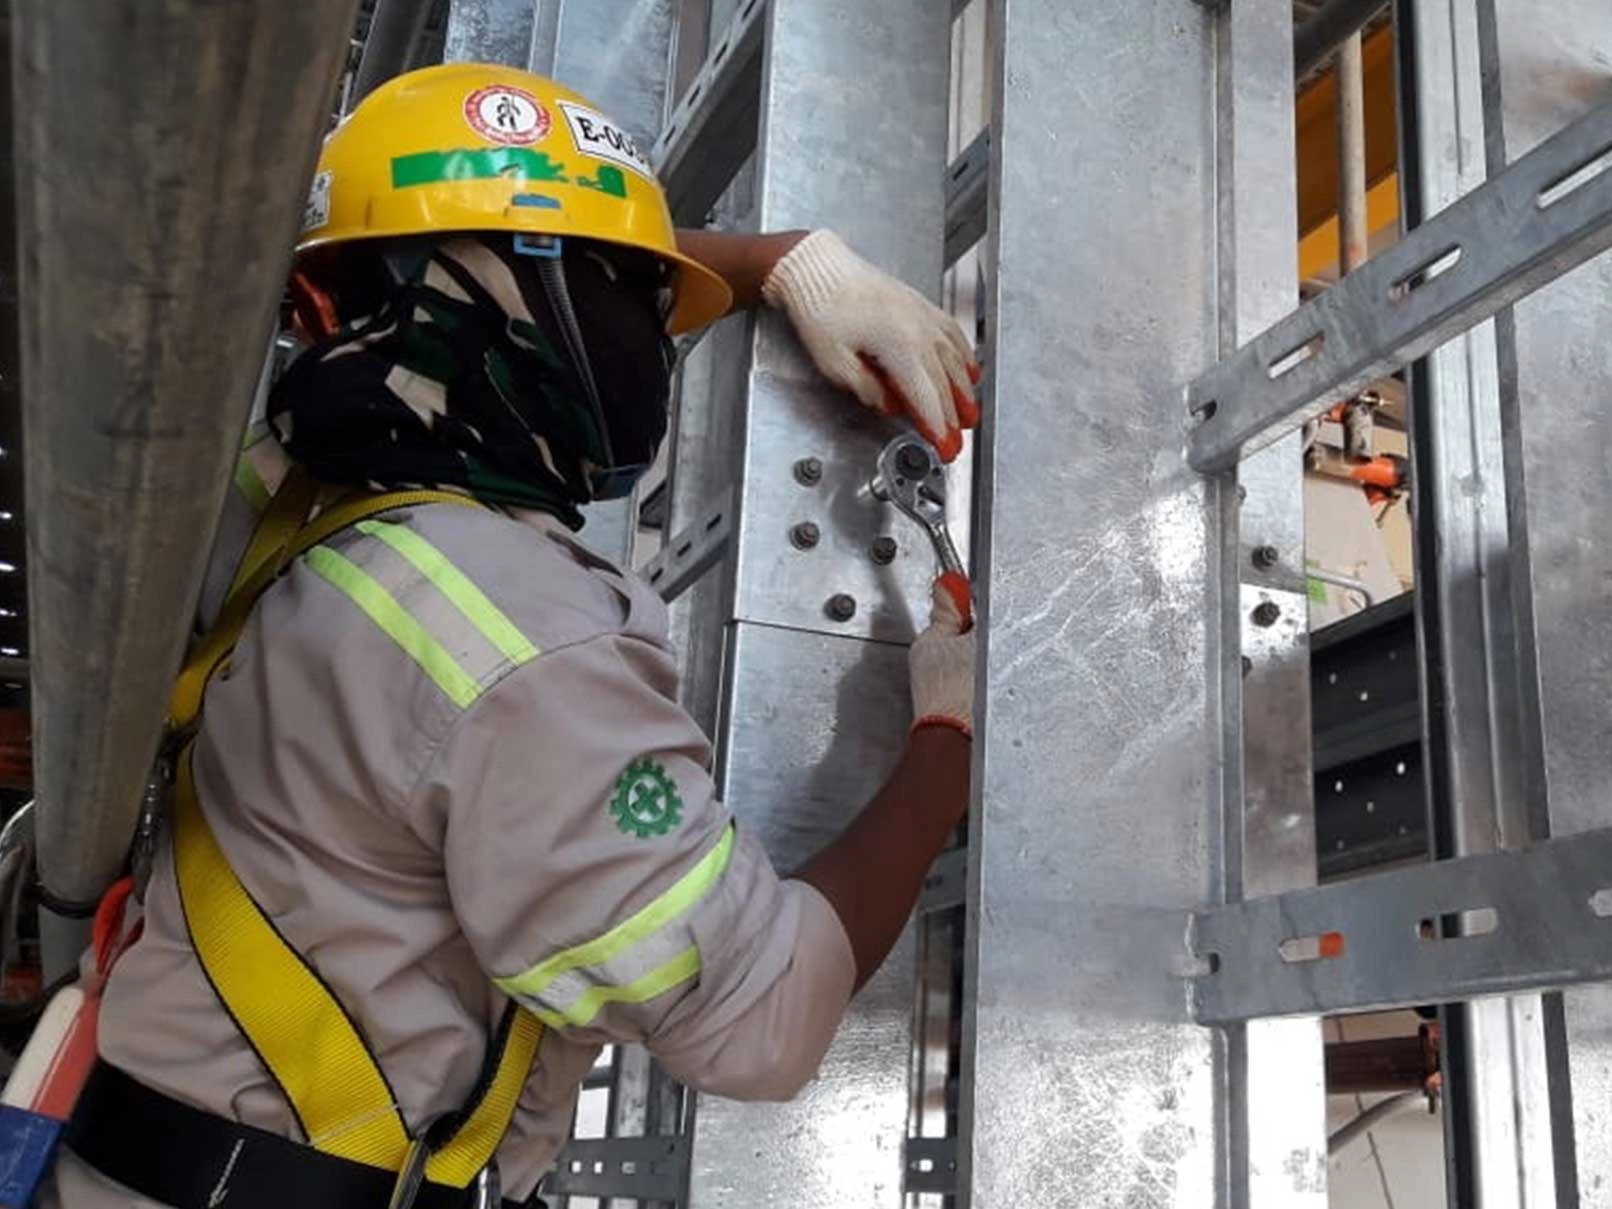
(514, 232, 640, 497)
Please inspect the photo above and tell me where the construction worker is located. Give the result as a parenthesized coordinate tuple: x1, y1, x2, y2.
(50, 65, 977, 1209)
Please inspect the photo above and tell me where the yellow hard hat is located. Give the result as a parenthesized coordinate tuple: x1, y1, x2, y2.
(298, 63, 731, 335)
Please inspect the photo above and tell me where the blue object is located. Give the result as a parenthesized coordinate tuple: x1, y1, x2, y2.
(510, 192, 562, 210)
(0, 1105, 64, 1208)
(513, 232, 564, 260)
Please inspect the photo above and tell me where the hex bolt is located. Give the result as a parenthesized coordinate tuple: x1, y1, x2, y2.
(870, 536, 899, 565)
(826, 593, 857, 622)
(896, 445, 930, 478)
(790, 521, 821, 550)
(793, 457, 824, 486)
(1251, 600, 1281, 628)
(1251, 544, 1280, 570)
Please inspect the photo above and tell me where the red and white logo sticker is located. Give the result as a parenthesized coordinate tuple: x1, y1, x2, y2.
(463, 85, 551, 146)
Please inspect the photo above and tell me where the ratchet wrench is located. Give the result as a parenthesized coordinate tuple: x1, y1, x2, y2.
(870, 435, 972, 626)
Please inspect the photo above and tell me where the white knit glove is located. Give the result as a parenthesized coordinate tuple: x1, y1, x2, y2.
(762, 230, 980, 463)
(910, 573, 974, 736)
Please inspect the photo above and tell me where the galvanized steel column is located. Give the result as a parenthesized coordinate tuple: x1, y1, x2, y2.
(443, 0, 536, 68)
(12, 0, 360, 914)
(1398, 2, 1565, 1203)
(1481, 0, 1612, 1197)
(677, 2, 950, 1204)
(962, 2, 1223, 1203)
(1217, 1, 1328, 1202)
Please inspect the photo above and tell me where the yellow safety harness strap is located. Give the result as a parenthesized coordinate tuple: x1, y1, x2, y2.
(170, 480, 543, 1186)
(169, 479, 482, 732)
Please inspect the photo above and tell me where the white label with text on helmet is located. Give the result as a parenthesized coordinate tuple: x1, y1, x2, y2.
(302, 171, 332, 234)
(556, 101, 654, 181)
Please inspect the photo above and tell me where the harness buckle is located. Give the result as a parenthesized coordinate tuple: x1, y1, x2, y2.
(387, 1135, 431, 1209)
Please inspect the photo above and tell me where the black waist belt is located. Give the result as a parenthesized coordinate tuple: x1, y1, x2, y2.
(66, 1061, 540, 1209)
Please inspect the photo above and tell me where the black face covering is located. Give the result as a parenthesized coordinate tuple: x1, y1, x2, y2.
(268, 234, 675, 528)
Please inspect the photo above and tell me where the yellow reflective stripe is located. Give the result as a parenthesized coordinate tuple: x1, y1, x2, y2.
(529, 946, 702, 1030)
(354, 520, 537, 665)
(233, 451, 271, 512)
(304, 546, 480, 708)
(496, 825, 735, 1003)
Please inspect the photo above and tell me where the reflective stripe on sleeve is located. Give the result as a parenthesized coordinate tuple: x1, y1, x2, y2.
(304, 519, 540, 709)
(305, 546, 482, 707)
(495, 824, 736, 1029)
(355, 520, 536, 664)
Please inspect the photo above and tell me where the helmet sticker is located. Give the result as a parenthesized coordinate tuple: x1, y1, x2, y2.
(557, 101, 654, 180)
(302, 170, 333, 234)
(463, 84, 552, 146)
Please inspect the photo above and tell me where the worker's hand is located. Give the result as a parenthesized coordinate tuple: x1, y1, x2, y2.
(909, 572, 974, 737)
(762, 230, 980, 464)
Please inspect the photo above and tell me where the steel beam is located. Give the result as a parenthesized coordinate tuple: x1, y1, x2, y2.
(943, 130, 988, 268)
(672, 2, 951, 1204)
(351, 0, 435, 105)
(1192, 824, 1612, 1022)
(1482, 0, 1612, 1196)
(651, 0, 768, 225)
(1214, 1, 1327, 1203)
(11, 0, 360, 911)
(1186, 96, 1612, 473)
(962, 2, 1222, 1203)
(637, 488, 733, 603)
(1397, 1, 1568, 1203)
(442, 0, 534, 67)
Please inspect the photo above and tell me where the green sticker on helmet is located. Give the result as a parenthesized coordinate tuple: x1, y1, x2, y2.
(610, 758, 684, 839)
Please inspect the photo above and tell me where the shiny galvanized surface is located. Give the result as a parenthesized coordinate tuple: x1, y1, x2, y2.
(663, 309, 754, 737)
(1214, 1, 1326, 1202)
(1403, 2, 1562, 1202)
(679, 1, 949, 1203)
(1485, 0, 1612, 1197)
(442, 0, 535, 67)
(12, 0, 361, 906)
(651, 0, 768, 226)
(1186, 95, 1612, 472)
(963, 1, 1220, 1204)
(733, 374, 937, 643)
(691, 624, 916, 1207)
(1192, 824, 1612, 1019)
(722, 0, 951, 644)
(531, 0, 675, 155)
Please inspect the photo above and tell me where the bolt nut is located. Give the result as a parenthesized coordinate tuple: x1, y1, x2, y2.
(790, 521, 821, 550)
(1251, 544, 1280, 570)
(1251, 600, 1281, 628)
(896, 445, 930, 477)
(826, 593, 857, 622)
(793, 457, 824, 486)
(870, 536, 899, 565)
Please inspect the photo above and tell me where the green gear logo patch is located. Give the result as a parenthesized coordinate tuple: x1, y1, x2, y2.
(609, 758, 684, 839)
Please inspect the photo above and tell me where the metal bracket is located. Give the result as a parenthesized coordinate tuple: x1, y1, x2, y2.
(944, 129, 989, 268)
(544, 1135, 689, 1202)
(637, 486, 734, 604)
(651, 0, 769, 224)
(903, 1136, 959, 1196)
(1191, 822, 1612, 1023)
(1187, 97, 1612, 472)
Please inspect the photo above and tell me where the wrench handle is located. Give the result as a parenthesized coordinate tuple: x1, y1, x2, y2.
(930, 525, 966, 580)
